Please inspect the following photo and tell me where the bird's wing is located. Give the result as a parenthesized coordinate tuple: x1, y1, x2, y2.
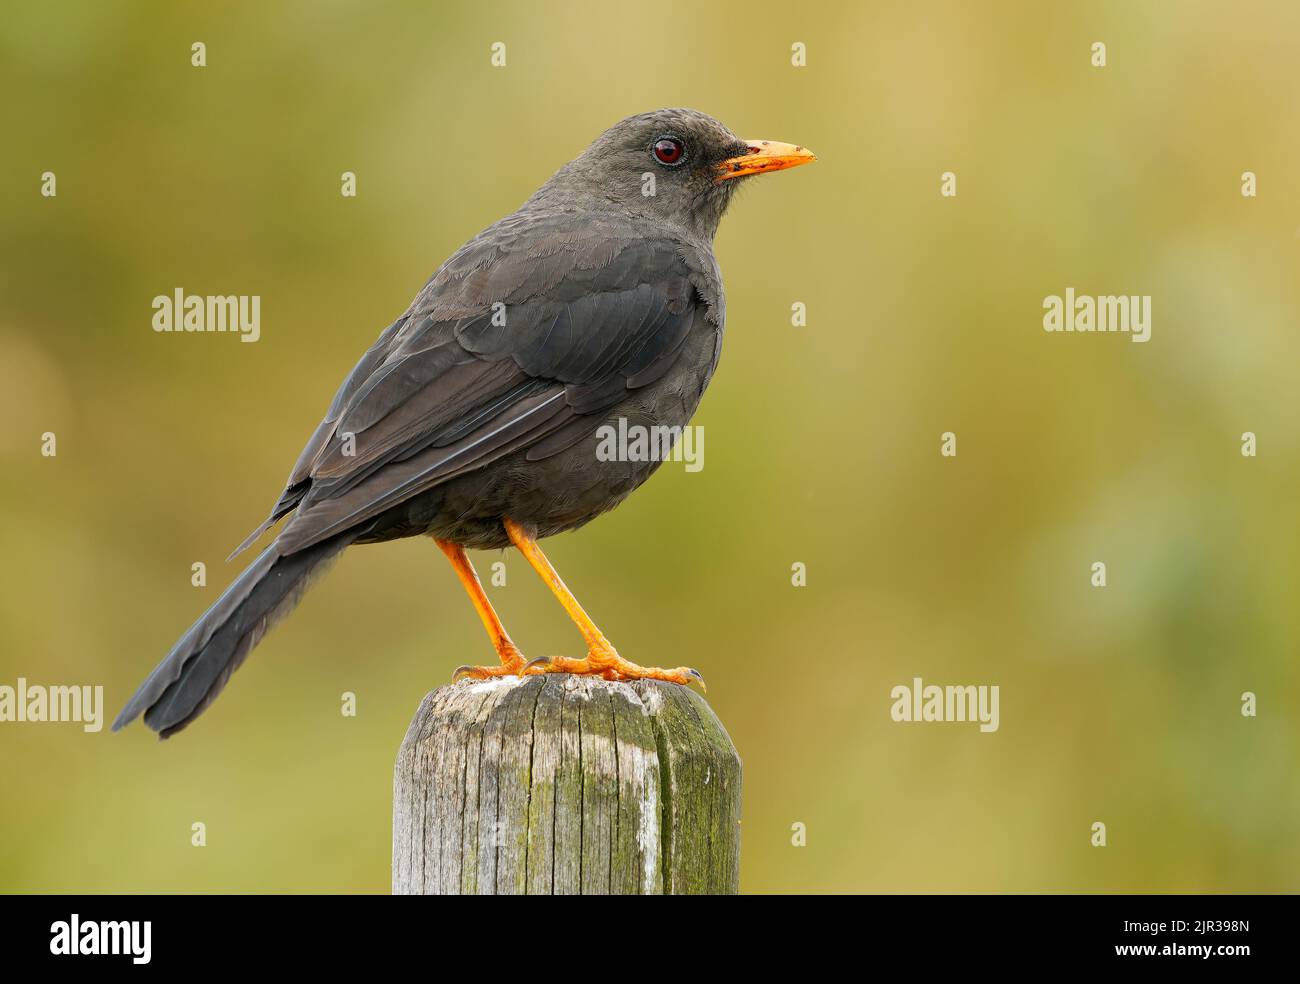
(238, 211, 720, 557)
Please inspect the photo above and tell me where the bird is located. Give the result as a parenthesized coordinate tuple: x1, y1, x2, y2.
(113, 108, 815, 737)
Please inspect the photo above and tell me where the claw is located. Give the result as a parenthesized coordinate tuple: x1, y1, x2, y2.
(687, 668, 707, 692)
(451, 664, 478, 682)
(521, 656, 552, 675)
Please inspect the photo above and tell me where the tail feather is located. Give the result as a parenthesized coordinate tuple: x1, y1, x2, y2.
(114, 534, 351, 737)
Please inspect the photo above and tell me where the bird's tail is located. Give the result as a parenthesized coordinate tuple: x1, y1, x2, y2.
(113, 534, 351, 737)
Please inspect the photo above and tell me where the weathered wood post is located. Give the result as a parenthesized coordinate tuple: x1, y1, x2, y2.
(393, 673, 742, 894)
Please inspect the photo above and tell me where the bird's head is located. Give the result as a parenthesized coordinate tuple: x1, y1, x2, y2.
(538, 108, 815, 240)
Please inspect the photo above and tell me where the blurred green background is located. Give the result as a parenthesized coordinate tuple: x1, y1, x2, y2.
(2, 0, 1298, 893)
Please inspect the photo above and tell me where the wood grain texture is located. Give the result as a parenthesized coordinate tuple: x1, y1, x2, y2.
(393, 674, 741, 894)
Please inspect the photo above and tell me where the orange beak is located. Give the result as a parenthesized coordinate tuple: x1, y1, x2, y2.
(717, 140, 817, 181)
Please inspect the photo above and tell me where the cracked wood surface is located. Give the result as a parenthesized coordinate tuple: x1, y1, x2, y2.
(392, 674, 742, 894)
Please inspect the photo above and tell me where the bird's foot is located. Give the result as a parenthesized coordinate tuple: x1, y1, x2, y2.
(519, 644, 705, 691)
(451, 644, 527, 682)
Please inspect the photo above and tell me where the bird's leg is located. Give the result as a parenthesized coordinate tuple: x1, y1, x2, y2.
(435, 539, 526, 680)
(501, 518, 704, 689)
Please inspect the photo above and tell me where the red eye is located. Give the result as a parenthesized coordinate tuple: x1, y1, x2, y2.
(653, 137, 684, 165)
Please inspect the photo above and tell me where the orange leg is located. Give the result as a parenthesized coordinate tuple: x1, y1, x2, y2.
(502, 517, 704, 689)
(435, 539, 526, 680)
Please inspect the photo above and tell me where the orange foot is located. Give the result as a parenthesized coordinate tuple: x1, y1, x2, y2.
(450, 643, 525, 682)
(519, 644, 705, 690)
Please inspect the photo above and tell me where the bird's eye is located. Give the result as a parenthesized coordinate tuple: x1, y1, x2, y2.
(652, 137, 685, 166)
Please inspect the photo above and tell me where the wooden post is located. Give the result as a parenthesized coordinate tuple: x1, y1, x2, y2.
(392, 673, 742, 894)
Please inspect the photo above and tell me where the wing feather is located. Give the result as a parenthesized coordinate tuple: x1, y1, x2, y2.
(236, 212, 718, 556)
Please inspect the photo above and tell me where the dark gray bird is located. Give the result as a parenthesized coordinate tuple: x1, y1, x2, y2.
(114, 108, 815, 737)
